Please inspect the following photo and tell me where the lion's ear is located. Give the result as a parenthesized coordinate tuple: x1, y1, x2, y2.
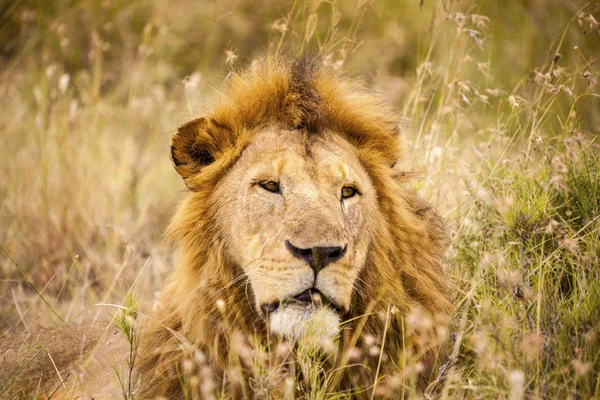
(170, 117, 232, 189)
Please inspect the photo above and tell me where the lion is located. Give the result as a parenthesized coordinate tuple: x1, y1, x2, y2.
(1, 55, 452, 399)
(136, 55, 452, 397)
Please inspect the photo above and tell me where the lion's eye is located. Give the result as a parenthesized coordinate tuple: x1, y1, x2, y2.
(260, 181, 280, 193)
(341, 186, 358, 199)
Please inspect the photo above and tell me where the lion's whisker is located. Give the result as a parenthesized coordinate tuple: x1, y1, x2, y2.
(353, 276, 375, 295)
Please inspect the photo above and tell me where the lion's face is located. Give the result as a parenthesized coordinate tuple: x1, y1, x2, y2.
(214, 129, 377, 340)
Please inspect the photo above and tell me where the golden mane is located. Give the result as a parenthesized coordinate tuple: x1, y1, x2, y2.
(136, 55, 452, 397)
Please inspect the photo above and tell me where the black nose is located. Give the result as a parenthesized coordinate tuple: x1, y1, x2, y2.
(285, 240, 347, 274)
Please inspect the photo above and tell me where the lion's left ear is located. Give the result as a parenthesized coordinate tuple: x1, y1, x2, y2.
(170, 117, 234, 189)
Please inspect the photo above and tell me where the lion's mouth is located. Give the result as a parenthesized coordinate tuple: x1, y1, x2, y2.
(260, 289, 343, 316)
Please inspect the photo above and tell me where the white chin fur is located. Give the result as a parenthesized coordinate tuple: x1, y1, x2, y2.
(269, 303, 340, 342)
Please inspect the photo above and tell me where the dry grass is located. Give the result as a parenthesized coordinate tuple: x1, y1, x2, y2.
(1, 0, 599, 398)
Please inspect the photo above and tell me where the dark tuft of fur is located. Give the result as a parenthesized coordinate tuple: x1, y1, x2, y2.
(283, 54, 325, 133)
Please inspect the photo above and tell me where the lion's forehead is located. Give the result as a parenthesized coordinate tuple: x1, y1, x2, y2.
(238, 129, 369, 189)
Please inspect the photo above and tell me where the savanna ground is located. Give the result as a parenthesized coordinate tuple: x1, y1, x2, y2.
(1, 0, 599, 398)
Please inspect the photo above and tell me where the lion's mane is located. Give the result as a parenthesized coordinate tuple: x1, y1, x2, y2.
(136, 55, 452, 397)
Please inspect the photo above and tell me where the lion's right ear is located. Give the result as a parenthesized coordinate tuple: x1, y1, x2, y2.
(170, 117, 232, 189)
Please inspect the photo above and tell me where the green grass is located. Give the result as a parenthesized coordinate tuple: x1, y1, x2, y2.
(448, 146, 600, 398)
(1, 0, 599, 398)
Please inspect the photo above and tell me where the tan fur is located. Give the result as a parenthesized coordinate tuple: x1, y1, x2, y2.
(137, 55, 452, 397)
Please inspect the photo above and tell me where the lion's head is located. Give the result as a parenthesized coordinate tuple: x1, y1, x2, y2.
(138, 55, 452, 397)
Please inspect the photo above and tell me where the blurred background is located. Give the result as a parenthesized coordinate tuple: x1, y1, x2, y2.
(1, 0, 598, 397)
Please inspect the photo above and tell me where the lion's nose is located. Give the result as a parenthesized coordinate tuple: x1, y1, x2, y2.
(285, 240, 347, 274)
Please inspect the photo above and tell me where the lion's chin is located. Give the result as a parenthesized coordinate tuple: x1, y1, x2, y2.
(268, 303, 340, 342)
